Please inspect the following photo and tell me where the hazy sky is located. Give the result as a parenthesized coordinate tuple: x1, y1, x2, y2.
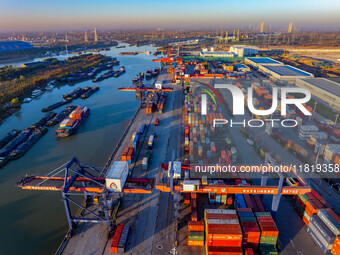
(0, 0, 339, 32)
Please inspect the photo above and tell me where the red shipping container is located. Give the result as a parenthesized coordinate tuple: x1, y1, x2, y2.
(207, 246, 243, 255)
(205, 214, 238, 220)
(306, 192, 316, 200)
(237, 208, 252, 213)
(227, 194, 233, 205)
(66, 119, 77, 127)
(318, 198, 333, 209)
(257, 216, 275, 222)
(188, 221, 204, 231)
(127, 147, 134, 161)
(241, 221, 258, 227)
(258, 221, 275, 227)
(260, 226, 279, 237)
(111, 224, 124, 253)
(184, 193, 190, 204)
(254, 196, 265, 212)
(311, 190, 322, 200)
(210, 239, 242, 247)
(245, 248, 254, 255)
(191, 208, 197, 221)
(207, 224, 241, 230)
(121, 147, 129, 161)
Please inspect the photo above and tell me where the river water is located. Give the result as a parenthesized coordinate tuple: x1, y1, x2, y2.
(0, 43, 160, 254)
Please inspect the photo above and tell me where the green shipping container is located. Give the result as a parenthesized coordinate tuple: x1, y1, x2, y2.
(188, 234, 204, 241)
(240, 217, 257, 222)
(255, 212, 272, 217)
(260, 244, 278, 255)
(260, 236, 278, 244)
(298, 194, 310, 204)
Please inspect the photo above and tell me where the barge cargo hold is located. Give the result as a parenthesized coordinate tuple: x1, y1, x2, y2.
(0, 129, 32, 157)
(55, 107, 90, 137)
(9, 128, 48, 159)
(80, 86, 99, 99)
(46, 105, 77, 127)
(41, 99, 72, 112)
(0, 129, 20, 149)
(31, 112, 57, 128)
(119, 52, 138, 55)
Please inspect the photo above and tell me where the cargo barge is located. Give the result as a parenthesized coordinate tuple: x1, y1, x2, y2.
(9, 127, 48, 159)
(114, 66, 126, 77)
(31, 112, 57, 129)
(0, 129, 20, 149)
(42, 99, 72, 112)
(46, 105, 77, 127)
(0, 129, 32, 158)
(55, 106, 90, 137)
(119, 52, 138, 55)
(63, 87, 91, 100)
(80, 86, 99, 99)
(93, 65, 125, 82)
(145, 70, 153, 79)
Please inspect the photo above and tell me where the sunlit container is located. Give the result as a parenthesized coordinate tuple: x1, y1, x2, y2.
(106, 161, 129, 192)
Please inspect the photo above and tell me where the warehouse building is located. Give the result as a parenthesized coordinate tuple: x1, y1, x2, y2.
(234, 64, 251, 72)
(229, 45, 258, 57)
(245, 57, 283, 68)
(259, 64, 314, 84)
(200, 51, 234, 58)
(296, 78, 340, 112)
(0, 41, 33, 52)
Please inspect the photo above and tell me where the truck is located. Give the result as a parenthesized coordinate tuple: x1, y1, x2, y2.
(148, 135, 154, 150)
(142, 157, 148, 170)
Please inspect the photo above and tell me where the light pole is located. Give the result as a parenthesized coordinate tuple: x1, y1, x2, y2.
(312, 101, 317, 120)
(334, 113, 339, 128)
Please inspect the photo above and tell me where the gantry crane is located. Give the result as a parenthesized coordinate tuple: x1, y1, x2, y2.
(16, 157, 152, 234)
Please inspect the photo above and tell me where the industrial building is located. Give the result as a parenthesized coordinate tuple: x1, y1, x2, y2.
(229, 45, 258, 57)
(0, 41, 32, 52)
(245, 57, 283, 68)
(259, 64, 314, 84)
(296, 77, 340, 111)
(200, 50, 234, 58)
(234, 64, 251, 72)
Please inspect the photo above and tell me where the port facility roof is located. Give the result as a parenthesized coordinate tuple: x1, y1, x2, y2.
(261, 65, 313, 77)
(246, 57, 282, 64)
(0, 41, 33, 52)
(298, 78, 340, 97)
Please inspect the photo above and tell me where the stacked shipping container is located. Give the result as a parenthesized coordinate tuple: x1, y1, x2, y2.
(205, 209, 243, 255)
(255, 212, 279, 255)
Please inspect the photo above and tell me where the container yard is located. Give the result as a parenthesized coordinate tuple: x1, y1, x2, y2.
(14, 53, 340, 255)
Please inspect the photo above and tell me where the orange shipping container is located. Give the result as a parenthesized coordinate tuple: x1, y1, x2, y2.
(188, 221, 204, 231)
(188, 240, 204, 246)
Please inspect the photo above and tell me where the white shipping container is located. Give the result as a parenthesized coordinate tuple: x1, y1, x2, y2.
(205, 209, 236, 215)
(60, 119, 69, 127)
(206, 219, 239, 225)
(106, 161, 129, 192)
